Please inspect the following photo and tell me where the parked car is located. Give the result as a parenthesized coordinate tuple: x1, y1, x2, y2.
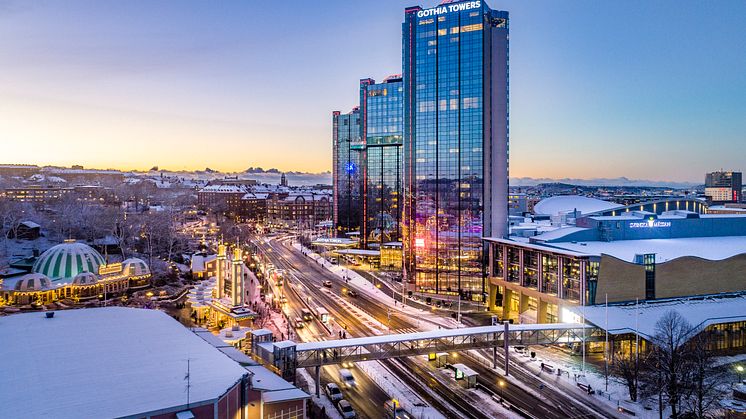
(339, 368, 356, 388)
(337, 400, 357, 418)
(322, 280, 333, 288)
(325, 383, 343, 402)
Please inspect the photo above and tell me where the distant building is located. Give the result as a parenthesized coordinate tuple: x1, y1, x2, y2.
(0, 164, 39, 177)
(332, 108, 363, 237)
(280, 172, 288, 187)
(705, 170, 742, 204)
(197, 184, 248, 215)
(266, 192, 332, 229)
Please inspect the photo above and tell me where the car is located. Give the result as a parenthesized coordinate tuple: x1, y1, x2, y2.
(339, 368, 356, 388)
(345, 289, 358, 298)
(322, 280, 333, 288)
(337, 400, 357, 418)
(325, 383, 343, 402)
(341, 361, 355, 369)
(384, 400, 414, 419)
(293, 317, 305, 329)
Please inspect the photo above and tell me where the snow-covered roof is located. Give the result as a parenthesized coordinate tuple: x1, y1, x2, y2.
(533, 195, 622, 216)
(0, 307, 247, 419)
(544, 236, 746, 263)
(198, 184, 247, 193)
(572, 294, 746, 341)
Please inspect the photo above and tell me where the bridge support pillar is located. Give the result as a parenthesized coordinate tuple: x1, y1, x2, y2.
(314, 365, 320, 397)
(493, 344, 498, 369)
(503, 320, 510, 376)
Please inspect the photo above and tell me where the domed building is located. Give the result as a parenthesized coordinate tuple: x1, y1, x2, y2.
(1, 240, 152, 307)
(32, 240, 106, 283)
(14, 273, 53, 292)
(122, 258, 150, 277)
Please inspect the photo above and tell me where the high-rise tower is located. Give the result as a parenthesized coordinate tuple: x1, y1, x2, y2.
(402, 0, 509, 301)
(332, 108, 363, 236)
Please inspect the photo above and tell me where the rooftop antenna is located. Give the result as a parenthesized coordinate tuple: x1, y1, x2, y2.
(184, 357, 192, 408)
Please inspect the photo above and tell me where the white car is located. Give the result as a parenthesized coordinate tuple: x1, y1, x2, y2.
(325, 382, 343, 402)
(337, 399, 357, 418)
(339, 368, 356, 388)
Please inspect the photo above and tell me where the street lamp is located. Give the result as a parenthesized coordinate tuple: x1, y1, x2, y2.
(737, 365, 744, 382)
(498, 379, 506, 401)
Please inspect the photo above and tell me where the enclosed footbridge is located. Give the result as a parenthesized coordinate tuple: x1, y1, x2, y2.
(251, 322, 603, 394)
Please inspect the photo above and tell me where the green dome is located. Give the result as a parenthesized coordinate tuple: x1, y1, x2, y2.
(33, 241, 105, 282)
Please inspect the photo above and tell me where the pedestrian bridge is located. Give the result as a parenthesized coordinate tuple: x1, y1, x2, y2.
(250, 322, 603, 389)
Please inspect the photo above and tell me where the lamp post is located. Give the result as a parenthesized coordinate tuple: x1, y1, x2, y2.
(737, 365, 744, 383)
(498, 379, 506, 401)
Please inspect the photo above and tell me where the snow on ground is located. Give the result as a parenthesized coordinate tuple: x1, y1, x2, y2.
(357, 360, 444, 419)
(294, 243, 460, 332)
(297, 369, 343, 419)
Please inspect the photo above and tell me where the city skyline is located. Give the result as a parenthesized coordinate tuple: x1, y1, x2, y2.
(1, 0, 745, 180)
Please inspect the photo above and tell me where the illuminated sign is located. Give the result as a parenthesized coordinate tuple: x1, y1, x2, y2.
(417, 0, 481, 18)
(629, 219, 671, 228)
(98, 262, 123, 275)
(415, 238, 425, 248)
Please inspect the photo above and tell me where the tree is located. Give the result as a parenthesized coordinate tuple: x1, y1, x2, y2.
(683, 331, 727, 418)
(640, 310, 693, 419)
(612, 352, 640, 402)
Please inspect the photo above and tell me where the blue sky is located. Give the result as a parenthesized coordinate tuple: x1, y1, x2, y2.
(0, 0, 744, 181)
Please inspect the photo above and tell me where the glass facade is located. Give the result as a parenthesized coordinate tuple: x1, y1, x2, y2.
(332, 108, 362, 236)
(403, 1, 509, 299)
(360, 77, 404, 246)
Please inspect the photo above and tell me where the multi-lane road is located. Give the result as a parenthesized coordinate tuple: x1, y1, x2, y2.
(254, 233, 619, 419)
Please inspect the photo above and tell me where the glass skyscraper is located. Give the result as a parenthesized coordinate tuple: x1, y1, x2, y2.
(402, 0, 509, 301)
(332, 108, 363, 236)
(360, 76, 404, 246)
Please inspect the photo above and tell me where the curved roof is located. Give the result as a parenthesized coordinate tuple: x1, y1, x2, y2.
(533, 195, 621, 217)
(14, 273, 52, 291)
(122, 258, 150, 277)
(72, 272, 99, 286)
(33, 241, 105, 282)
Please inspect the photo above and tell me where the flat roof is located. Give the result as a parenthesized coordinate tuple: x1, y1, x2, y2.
(573, 294, 746, 341)
(0, 307, 248, 419)
(335, 249, 380, 256)
(452, 363, 479, 377)
(546, 236, 746, 263)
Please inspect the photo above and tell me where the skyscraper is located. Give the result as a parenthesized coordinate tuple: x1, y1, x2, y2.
(332, 108, 363, 236)
(402, 0, 509, 301)
(360, 76, 404, 246)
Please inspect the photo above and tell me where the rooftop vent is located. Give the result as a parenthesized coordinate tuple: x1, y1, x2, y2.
(45, 311, 55, 319)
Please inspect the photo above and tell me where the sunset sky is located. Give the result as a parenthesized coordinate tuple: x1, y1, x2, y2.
(1, 0, 745, 180)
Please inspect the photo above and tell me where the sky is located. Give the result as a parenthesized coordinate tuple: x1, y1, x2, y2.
(0, 0, 745, 181)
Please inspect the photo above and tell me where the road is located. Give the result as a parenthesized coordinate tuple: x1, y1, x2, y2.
(256, 234, 618, 418)
(271, 250, 391, 419)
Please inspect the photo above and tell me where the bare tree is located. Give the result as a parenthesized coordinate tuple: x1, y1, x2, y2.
(640, 310, 694, 419)
(684, 331, 727, 418)
(612, 352, 640, 402)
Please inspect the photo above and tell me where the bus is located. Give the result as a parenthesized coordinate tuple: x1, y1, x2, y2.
(312, 306, 329, 323)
